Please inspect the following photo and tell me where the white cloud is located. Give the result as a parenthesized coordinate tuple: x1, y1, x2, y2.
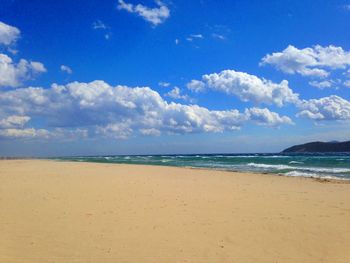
(96, 122, 133, 139)
(245, 107, 294, 127)
(0, 115, 30, 129)
(297, 95, 350, 121)
(0, 22, 46, 88)
(165, 86, 190, 101)
(187, 79, 206, 92)
(139, 128, 161, 136)
(53, 128, 89, 141)
(308, 80, 334, 89)
(92, 20, 107, 30)
(186, 34, 204, 42)
(30, 62, 46, 72)
(261, 45, 350, 78)
(175, 39, 179, 45)
(0, 80, 293, 140)
(158, 81, 170, 87)
(0, 53, 47, 88)
(187, 69, 299, 107)
(343, 70, 350, 87)
(0, 21, 20, 46)
(212, 33, 225, 40)
(117, 0, 133, 12)
(346, 69, 350, 78)
(190, 34, 203, 39)
(92, 20, 111, 40)
(344, 80, 350, 88)
(60, 65, 73, 74)
(0, 127, 88, 140)
(117, 0, 170, 26)
(0, 128, 50, 139)
(7, 47, 19, 55)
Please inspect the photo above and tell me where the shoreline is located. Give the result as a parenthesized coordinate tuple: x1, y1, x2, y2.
(1, 159, 350, 262)
(2, 154, 350, 182)
(42, 158, 350, 184)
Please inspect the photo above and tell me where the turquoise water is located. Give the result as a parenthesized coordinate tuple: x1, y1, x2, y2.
(56, 153, 350, 180)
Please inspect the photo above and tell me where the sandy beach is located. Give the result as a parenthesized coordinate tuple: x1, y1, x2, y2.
(0, 160, 350, 263)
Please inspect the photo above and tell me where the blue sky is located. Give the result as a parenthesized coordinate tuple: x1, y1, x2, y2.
(0, 0, 350, 156)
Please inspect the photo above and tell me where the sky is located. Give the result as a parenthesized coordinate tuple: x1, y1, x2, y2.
(0, 0, 350, 156)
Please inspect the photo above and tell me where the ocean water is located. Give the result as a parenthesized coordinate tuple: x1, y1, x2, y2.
(56, 153, 350, 180)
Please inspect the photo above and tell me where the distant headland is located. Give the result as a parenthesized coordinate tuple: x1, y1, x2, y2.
(282, 141, 350, 153)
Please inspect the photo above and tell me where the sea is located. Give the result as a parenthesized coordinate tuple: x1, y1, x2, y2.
(55, 153, 350, 180)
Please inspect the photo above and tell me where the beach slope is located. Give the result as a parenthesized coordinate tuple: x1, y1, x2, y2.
(1, 160, 349, 262)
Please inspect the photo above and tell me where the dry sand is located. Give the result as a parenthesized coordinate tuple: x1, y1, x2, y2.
(1, 160, 350, 263)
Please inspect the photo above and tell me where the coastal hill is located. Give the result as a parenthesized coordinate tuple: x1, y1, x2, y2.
(282, 141, 350, 153)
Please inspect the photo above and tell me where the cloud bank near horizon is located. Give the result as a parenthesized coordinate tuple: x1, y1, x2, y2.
(0, 80, 294, 140)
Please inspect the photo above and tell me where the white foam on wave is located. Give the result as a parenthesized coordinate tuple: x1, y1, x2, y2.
(246, 162, 350, 174)
(303, 167, 350, 173)
(289, 161, 304, 164)
(220, 155, 257, 158)
(284, 171, 319, 178)
(199, 155, 289, 159)
(283, 171, 348, 180)
(247, 163, 291, 170)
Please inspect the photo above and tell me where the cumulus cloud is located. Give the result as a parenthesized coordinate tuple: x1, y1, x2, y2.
(308, 80, 335, 89)
(0, 22, 47, 88)
(0, 115, 30, 129)
(0, 115, 50, 140)
(297, 95, 350, 121)
(60, 65, 73, 74)
(0, 21, 20, 46)
(187, 79, 205, 92)
(261, 45, 350, 78)
(117, 0, 170, 26)
(139, 128, 161, 136)
(186, 69, 299, 107)
(0, 127, 88, 140)
(0, 53, 47, 88)
(0, 128, 50, 139)
(96, 122, 133, 139)
(245, 108, 294, 126)
(0, 80, 293, 140)
(165, 86, 190, 101)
